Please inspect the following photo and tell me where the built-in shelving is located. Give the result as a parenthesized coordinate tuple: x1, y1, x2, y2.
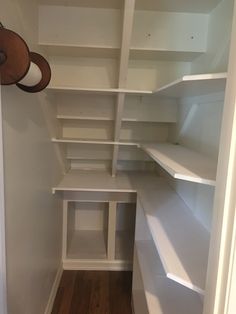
(141, 143, 217, 185)
(138, 186, 210, 295)
(40, 43, 120, 59)
(130, 48, 203, 62)
(67, 230, 107, 260)
(57, 115, 113, 121)
(135, 240, 203, 314)
(52, 138, 139, 146)
(153, 73, 227, 98)
(47, 86, 152, 95)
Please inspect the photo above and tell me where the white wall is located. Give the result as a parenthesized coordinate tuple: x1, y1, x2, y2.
(191, 0, 234, 74)
(0, 0, 63, 313)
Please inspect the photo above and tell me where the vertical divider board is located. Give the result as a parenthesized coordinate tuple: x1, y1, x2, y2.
(112, 0, 136, 176)
(107, 201, 117, 260)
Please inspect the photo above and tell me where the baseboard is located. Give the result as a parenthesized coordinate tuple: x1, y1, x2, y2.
(63, 258, 132, 271)
(44, 264, 63, 314)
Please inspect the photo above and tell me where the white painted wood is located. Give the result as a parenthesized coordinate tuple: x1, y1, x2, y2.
(153, 73, 227, 98)
(40, 44, 119, 59)
(52, 169, 163, 193)
(49, 56, 118, 89)
(127, 60, 191, 91)
(141, 143, 217, 185)
(62, 200, 68, 260)
(131, 11, 208, 54)
(63, 258, 132, 271)
(134, 241, 203, 314)
(120, 122, 169, 142)
(138, 185, 210, 295)
(56, 94, 116, 120)
(115, 230, 134, 261)
(107, 202, 117, 260)
(0, 84, 7, 314)
(61, 120, 113, 140)
(47, 86, 152, 95)
(57, 115, 113, 121)
(38, 0, 221, 13)
(202, 4, 236, 313)
(67, 230, 107, 259)
(52, 137, 139, 146)
(39, 6, 121, 47)
(44, 265, 63, 314)
(130, 49, 203, 62)
(123, 96, 177, 123)
(67, 144, 112, 161)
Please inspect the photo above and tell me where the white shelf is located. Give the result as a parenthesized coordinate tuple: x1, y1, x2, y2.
(138, 185, 210, 295)
(141, 143, 217, 185)
(122, 118, 175, 123)
(52, 137, 139, 146)
(40, 43, 120, 59)
(47, 86, 152, 95)
(67, 230, 107, 260)
(57, 115, 113, 121)
(130, 48, 203, 62)
(52, 170, 164, 193)
(153, 73, 227, 98)
(135, 240, 203, 314)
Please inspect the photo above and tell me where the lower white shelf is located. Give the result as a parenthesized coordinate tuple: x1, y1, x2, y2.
(134, 240, 203, 314)
(67, 230, 107, 260)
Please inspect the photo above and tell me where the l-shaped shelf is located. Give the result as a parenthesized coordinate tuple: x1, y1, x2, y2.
(138, 186, 210, 295)
(47, 72, 227, 97)
(141, 143, 217, 186)
(153, 73, 227, 98)
(135, 240, 203, 314)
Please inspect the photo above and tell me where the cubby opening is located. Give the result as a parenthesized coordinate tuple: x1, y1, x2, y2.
(67, 201, 109, 260)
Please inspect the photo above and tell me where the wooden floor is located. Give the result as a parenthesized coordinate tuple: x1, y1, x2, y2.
(52, 271, 133, 314)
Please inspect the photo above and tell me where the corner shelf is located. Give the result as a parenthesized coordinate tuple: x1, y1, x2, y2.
(153, 73, 227, 98)
(135, 240, 203, 314)
(141, 143, 217, 185)
(138, 185, 210, 295)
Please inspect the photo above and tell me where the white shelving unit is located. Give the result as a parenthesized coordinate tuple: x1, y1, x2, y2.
(36, 0, 234, 313)
(134, 240, 203, 314)
(138, 187, 210, 295)
(141, 143, 217, 185)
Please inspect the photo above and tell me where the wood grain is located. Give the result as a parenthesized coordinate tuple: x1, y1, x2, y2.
(52, 271, 132, 314)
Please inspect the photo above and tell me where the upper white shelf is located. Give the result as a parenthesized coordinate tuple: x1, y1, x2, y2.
(135, 240, 203, 314)
(153, 73, 227, 98)
(130, 48, 203, 62)
(47, 86, 152, 95)
(52, 137, 139, 146)
(138, 185, 210, 295)
(141, 143, 217, 185)
(40, 43, 120, 59)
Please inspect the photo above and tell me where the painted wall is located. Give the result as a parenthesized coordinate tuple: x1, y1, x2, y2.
(191, 0, 234, 74)
(0, 0, 63, 313)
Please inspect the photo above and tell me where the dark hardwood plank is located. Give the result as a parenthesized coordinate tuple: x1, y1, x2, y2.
(52, 271, 132, 314)
(52, 270, 77, 314)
